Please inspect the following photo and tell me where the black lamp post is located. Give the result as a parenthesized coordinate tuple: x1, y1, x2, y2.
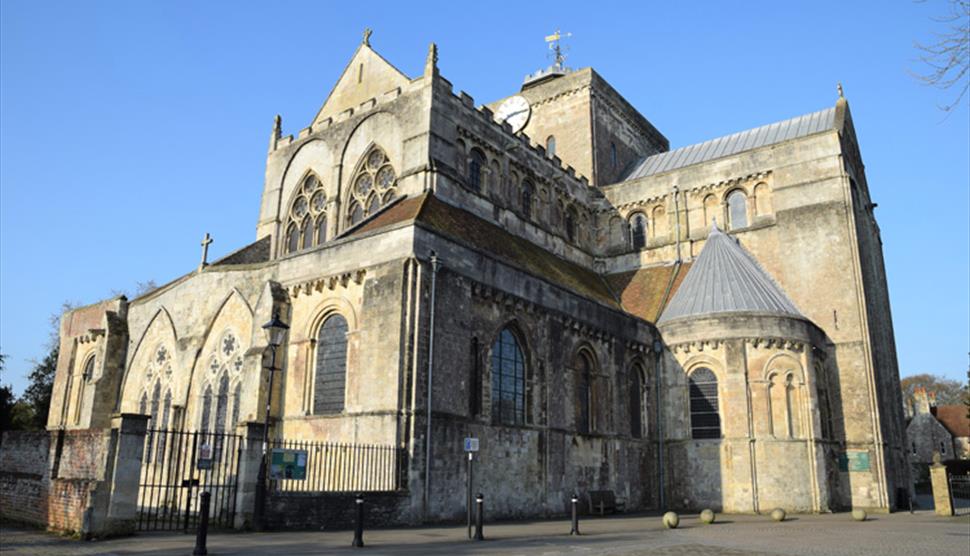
(254, 310, 289, 530)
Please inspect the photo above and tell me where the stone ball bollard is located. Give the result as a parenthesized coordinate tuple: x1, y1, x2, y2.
(700, 509, 716, 524)
(851, 509, 867, 522)
(770, 508, 786, 522)
(662, 511, 680, 529)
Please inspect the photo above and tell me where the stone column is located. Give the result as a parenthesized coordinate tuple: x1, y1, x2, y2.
(929, 452, 953, 517)
(103, 413, 149, 534)
(234, 421, 267, 529)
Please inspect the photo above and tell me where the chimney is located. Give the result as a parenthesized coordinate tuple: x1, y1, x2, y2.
(913, 386, 932, 415)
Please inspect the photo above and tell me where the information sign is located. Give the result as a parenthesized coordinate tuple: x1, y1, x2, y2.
(270, 448, 308, 480)
(463, 437, 479, 452)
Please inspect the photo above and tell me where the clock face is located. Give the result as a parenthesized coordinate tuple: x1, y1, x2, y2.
(495, 95, 531, 133)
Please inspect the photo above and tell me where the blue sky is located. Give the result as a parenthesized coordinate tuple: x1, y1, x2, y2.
(1, 1, 968, 394)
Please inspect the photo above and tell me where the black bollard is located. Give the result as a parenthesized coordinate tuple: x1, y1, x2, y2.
(473, 493, 485, 541)
(570, 492, 580, 535)
(193, 491, 211, 556)
(352, 493, 364, 548)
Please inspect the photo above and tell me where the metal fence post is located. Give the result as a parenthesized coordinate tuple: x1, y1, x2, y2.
(193, 491, 211, 556)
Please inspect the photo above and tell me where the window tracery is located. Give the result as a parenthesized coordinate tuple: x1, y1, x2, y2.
(347, 146, 397, 227)
(284, 173, 328, 254)
(199, 330, 245, 436)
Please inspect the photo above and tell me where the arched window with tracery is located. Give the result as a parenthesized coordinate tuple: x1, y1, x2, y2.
(313, 314, 349, 415)
(574, 350, 595, 434)
(144, 380, 161, 462)
(347, 146, 397, 227)
(726, 189, 748, 230)
(468, 148, 486, 192)
(490, 327, 526, 426)
(283, 173, 328, 254)
(629, 212, 647, 249)
(689, 368, 720, 439)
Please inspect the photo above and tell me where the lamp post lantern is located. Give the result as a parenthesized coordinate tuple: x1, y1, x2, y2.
(254, 310, 289, 530)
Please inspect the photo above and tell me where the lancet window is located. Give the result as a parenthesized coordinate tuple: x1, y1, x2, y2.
(346, 146, 397, 227)
(574, 350, 595, 434)
(284, 173, 328, 255)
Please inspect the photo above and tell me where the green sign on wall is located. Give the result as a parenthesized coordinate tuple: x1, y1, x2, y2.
(270, 448, 308, 480)
(838, 450, 870, 472)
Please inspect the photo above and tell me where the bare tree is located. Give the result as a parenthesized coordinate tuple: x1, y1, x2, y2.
(913, 0, 970, 113)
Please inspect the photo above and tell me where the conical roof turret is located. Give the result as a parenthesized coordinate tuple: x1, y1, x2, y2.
(658, 223, 802, 323)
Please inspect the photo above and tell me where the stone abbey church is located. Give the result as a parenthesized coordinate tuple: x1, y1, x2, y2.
(48, 34, 909, 522)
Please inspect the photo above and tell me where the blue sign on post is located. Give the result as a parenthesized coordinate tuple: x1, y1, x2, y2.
(464, 437, 479, 452)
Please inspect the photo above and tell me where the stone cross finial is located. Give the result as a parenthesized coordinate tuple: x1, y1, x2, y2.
(273, 114, 281, 137)
(363, 28, 372, 46)
(837, 82, 844, 99)
(199, 232, 213, 271)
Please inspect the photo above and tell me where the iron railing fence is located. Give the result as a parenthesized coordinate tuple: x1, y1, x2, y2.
(950, 474, 970, 516)
(268, 438, 405, 493)
(137, 428, 242, 531)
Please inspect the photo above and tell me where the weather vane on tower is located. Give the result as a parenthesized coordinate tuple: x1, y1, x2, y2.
(545, 29, 572, 71)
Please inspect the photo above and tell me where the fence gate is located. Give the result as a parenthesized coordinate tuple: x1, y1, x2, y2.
(950, 474, 970, 516)
(137, 428, 242, 531)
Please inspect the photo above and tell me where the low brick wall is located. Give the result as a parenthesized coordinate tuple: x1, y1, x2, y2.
(0, 430, 112, 535)
(0, 431, 52, 526)
(264, 491, 413, 530)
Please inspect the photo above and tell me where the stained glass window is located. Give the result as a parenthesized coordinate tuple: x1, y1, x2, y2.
(490, 328, 525, 426)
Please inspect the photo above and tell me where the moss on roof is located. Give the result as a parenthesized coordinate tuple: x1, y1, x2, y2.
(348, 193, 620, 309)
(605, 262, 692, 322)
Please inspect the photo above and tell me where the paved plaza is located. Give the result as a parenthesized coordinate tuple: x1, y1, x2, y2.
(2, 509, 968, 555)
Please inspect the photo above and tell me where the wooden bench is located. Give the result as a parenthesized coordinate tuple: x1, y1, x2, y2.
(587, 490, 625, 515)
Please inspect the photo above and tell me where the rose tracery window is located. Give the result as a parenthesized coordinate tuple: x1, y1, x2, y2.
(347, 146, 397, 227)
(284, 173, 329, 254)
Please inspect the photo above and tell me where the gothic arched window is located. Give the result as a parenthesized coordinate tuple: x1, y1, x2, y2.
(727, 190, 748, 230)
(468, 148, 486, 192)
(313, 314, 349, 415)
(200, 385, 213, 432)
(74, 356, 95, 425)
(574, 351, 594, 434)
(490, 327, 526, 426)
(689, 368, 720, 439)
(284, 173, 328, 254)
(347, 146, 397, 227)
(629, 212, 647, 249)
(231, 382, 241, 430)
(546, 135, 556, 158)
(521, 180, 535, 218)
